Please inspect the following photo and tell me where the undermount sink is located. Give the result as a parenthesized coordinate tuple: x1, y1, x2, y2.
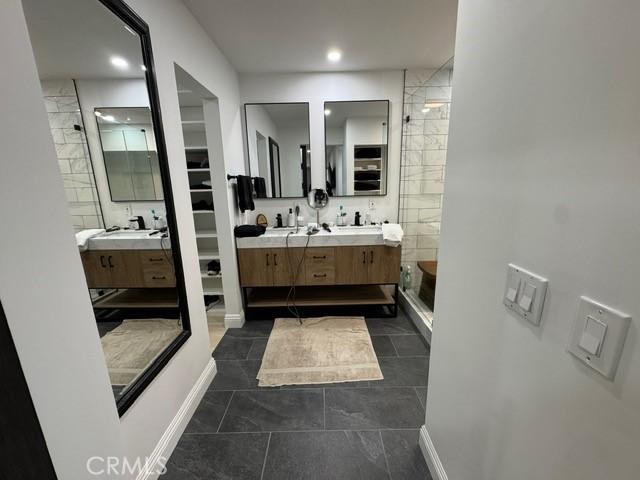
(87, 229, 168, 250)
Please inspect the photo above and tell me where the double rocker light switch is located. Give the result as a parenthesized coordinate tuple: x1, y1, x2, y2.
(503, 264, 548, 325)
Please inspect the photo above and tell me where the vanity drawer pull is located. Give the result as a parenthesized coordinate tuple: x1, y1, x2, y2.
(152, 275, 167, 280)
(108, 255, 114, 268)
(370, 250, 374, 264)
(313, 273, 327, 278)
(312, 255, 326, 260)
(362, 251, 366, 264)
(273, 253, 278, 266)
(147, 257, 164, 262)
(100, 255, 106, 268)
(266, 253, 270, 266)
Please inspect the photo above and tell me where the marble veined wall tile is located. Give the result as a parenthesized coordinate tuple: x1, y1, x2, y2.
(41, 79, 75, 97)
(55, 143, 85, 159)
(423, 150, 447, 165)
(48, 111, 82, 129)
(422, 134, 448, 150)
(424, 119, 449, 135)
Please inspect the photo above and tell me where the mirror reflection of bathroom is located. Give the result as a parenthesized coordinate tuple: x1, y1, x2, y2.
(22, 0, 188, 407)
(244, 103, 311, 198)
(324, 100, 389, 196)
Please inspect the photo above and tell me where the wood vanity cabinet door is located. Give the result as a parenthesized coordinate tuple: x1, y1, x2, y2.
(367, 246, 401, 284)
(335, 246, 369, 285)
(237, 249, 273, 287)
(80, 251, 111, 288)
(106, 251, 143, 288)
(271, 248, 305, 287)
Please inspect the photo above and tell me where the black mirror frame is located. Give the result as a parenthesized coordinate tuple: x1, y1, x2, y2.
(242, 102, 311, 199)
(98, 0, 191, 416)
(323, 99, 390, 197)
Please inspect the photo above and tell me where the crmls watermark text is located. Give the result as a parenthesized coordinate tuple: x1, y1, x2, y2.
(86, 456, 168, 476)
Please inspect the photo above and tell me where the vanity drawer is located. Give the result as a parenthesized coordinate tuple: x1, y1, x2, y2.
(142, 268, 175, 287)
(305, 248, 335, 285)
(138, 250, 171, 266)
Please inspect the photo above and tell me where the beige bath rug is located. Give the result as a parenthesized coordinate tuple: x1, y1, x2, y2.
(257, 316, 383, 387)
(101, 319, 181, 386)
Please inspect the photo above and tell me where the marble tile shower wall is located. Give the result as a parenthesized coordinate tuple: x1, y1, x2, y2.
(41, 80, 103, 232)
(400, 68, 452, 293)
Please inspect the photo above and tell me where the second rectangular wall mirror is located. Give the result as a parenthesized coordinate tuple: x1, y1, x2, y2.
(244, 103, 310, 198)
(324, 100, 389, 196)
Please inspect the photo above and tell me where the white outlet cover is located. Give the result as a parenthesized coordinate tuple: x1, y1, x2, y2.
(503, 264, 548, 326)
(567, 296, 631, 380)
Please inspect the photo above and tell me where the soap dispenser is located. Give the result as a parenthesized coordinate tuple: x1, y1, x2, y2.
(354, 211, 361, 226)
(287, 208, 295, 227)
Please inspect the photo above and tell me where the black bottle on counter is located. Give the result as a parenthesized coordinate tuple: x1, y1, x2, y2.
(276, 213, 283, 228)
(354, 211, 361, 226)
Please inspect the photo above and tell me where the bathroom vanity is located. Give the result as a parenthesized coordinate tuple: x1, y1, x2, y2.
(80, 231, 175, 289)
(236, 226, 401, 314)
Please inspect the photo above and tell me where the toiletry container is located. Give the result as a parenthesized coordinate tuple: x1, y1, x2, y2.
(287, 208, 295, 227)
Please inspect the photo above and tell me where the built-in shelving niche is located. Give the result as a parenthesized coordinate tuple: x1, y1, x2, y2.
(179, 103, 225, 313)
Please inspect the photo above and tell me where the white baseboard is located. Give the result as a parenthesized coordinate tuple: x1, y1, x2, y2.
(136, 358, 216, 480)
(224, 311, 245, 329)
(419, 425, 448, 480)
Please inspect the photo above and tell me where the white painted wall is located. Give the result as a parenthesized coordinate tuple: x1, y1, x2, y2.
(2, 0, 246, 477)
(76, 78, 166, 228)
(239, 71, 403, 225)
(427, 0, 640, 479)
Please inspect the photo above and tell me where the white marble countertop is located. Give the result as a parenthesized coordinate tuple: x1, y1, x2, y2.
(236, 225, 393, 249)
(87, 230, 168, 250)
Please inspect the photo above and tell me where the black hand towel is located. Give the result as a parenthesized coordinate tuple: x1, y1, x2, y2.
(236, 175, 255, 212)
(253, 176, 267, 198)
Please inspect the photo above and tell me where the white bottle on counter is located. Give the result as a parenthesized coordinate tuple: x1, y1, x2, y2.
(287, 208, 296, 227)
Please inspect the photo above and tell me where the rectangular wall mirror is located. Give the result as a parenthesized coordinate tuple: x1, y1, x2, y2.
(324, 100, 389, 196)
(244, 103, 310, 198)
(22, 0, 191, 415)
(96, 107, 163, 201)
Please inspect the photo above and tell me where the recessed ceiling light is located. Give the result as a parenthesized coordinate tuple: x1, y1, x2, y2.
(94, 111, 102, 117)
(327, 49, 342, 63)
(110, 56, 129, 69)
(126, 117, 131, 121)
(103, 115, 115, 122)
(140, 65, 147, 72)
(324, 109, 332, 116)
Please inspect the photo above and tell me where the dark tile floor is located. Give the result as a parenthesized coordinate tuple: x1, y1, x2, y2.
(163, 310, 432, 480)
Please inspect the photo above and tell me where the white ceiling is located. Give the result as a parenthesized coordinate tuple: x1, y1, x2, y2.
(182, 0, 458, 73)
(22, 0, 145, 80)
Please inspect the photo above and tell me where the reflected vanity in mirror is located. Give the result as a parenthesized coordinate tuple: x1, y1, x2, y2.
(22, 0, 190, 414)
(95, 107, 163, 201)
(244, 103, 310, 198)
(324, 100, 389, 196)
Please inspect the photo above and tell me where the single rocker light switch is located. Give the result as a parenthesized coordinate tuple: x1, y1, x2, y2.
(578, 315, 607, 356)
(506, 278, 520, 302)
(518, 283, 536, 312)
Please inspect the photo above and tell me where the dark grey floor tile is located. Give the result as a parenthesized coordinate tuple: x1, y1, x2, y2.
(209, 360, 261, 390)
(415, 387, 427, 407)
(371, 335, 398, 357)
(381, 429, 432, 480)
(263, 430, 389, 480)
(97, 321, 121, 338)
(163, 433, 268, 480)
(184, 391, 233, 433)
(390, 335, 429, 356)
(224, 320, 273, 338)
(219, 390, 324, 432)
(366, 314, 418, 336)
(213, 336, 253, 360)
(371, 356, 429, 387)
(325, 388, 424, 430)
(247, 338, 268, 359)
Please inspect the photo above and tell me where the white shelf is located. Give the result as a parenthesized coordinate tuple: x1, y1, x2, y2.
(193, 210, 214, 214)
(181, 120, 205, 125)
(203, 290, 224, 296)
(185, 146, 208, 151)
(196, 230, 217, 238)
(201, 273, 222, 279)
(198, 250, 220, 259)
(187, 168, 209, 173)
(190, 189, 212, 193)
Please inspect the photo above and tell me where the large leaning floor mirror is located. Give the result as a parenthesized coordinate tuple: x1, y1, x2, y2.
(22, 0, 191, 414)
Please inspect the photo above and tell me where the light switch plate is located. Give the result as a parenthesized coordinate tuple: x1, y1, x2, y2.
(567, 296, 631, 380)
(503, 264, 548, 325)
